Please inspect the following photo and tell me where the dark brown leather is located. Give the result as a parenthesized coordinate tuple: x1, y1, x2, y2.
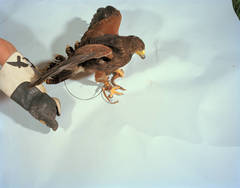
(11, 82, 60, 131)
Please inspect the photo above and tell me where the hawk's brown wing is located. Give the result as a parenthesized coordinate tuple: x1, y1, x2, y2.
(30, 44, 113, 87)
(80, 6, 122, 44)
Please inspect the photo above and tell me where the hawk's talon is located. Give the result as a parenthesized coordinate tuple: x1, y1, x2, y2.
(102, 83, 123, 104)
(109, 86, 124, 98)
(111, 83, 126, 91)
(119, 86, 126, 91)
(102, 87, 119, 104)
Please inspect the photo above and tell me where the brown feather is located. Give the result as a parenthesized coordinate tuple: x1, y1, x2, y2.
(80, 6, 122, 45)
(30, 44, 112, 86)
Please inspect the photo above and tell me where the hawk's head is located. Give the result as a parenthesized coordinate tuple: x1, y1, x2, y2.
(127, 35, 145, 59)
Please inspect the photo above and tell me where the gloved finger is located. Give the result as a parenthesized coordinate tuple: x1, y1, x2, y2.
(45, 119, 59, 131)
(52, 97, 61, 116)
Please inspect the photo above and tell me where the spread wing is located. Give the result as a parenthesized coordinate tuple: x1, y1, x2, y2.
(80, 6, 122, 45)
(30, 44, 113, 87)
(233, 0, 240, 19)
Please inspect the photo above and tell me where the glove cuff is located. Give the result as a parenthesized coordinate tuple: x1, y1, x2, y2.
(0, 52, 45, 97)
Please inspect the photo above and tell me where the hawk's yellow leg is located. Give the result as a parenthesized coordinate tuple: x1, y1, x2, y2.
(111, 69, 126, 90)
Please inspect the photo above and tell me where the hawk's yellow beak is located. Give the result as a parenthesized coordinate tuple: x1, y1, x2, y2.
(136, 50, 145, 59)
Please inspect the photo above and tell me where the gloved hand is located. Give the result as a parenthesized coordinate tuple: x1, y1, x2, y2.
(0, 38, 61, 131)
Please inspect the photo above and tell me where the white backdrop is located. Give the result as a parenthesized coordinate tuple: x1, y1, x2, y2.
(0, 0, 240, 187)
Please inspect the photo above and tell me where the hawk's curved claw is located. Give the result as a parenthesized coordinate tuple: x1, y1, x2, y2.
(112, 84, 126, 91)
(102, 82, 124, 104)
(102, 87, 119, 104)
(108, 86, 124, 98)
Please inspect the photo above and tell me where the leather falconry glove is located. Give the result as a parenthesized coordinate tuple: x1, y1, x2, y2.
(0, 50, 61, 131)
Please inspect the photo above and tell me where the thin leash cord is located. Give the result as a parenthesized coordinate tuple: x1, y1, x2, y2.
(64, 80, 103, 101)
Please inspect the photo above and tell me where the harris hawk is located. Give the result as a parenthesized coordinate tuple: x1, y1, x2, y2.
(31, 6, 145, 103)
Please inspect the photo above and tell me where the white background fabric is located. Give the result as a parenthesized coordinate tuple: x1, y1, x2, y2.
(0, 0, 240, 187)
